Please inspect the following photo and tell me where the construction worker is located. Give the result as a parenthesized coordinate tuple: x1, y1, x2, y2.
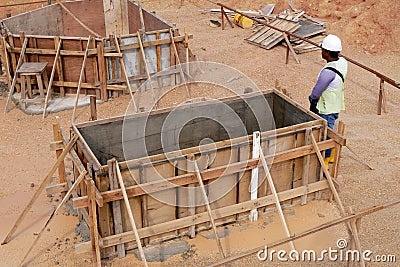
(309, 34, 348, 169)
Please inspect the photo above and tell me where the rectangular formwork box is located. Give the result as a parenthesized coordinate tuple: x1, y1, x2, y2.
(68, 89, 345, 257)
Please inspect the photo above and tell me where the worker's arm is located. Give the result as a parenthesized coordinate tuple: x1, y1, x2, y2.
(310, 69, 336, 99)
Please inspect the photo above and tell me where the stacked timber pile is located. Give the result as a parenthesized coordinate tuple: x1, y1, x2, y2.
(245, 9, 326, 53)
(200, 3, 326, 54)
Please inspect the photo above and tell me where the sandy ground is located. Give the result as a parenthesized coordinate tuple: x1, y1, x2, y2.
(0, 0, 399, 266)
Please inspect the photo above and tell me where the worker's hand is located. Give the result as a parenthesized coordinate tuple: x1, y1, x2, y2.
(309, 96, 319, 114)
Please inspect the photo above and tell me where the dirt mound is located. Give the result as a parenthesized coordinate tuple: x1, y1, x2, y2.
(292, 0, 400, 53)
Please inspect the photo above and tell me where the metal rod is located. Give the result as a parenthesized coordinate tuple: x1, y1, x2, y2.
(216, 3, 400, 90)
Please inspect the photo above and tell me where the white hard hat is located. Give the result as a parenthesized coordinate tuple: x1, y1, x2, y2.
(321, 34, 342, 52)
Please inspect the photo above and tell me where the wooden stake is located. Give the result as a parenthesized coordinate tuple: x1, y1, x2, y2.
(137, 31, 157, 106)
(1, 37, 12, 91)
(52, 120, 66, 185)
(108, 159, 125, 258)
(97, 41, 108, 102)
(88, 179, 102, 267)
(138, 0, 146, 33)
(332, 121, 345, 178)
(193, 159, 226, 258)
(249, 132, 260, 221)
(1, 135, 78, 245)
(187, 155, 196, 238)
(72, 37, 92, 123)
(283, 33, 300, 64)
(4, 37, 28, 114)
(115, 160, 148, 267)
(114, 36, 137, 112)
(19, 170, 87, 266)
(377, 79, 387, 115)
(168, 28, 190, 98)
(89, 96, 97, 121)
(43, 38, 62, 119)
(301, 128, 311, 205)
(259, 147, 296, 251)
(348, 207, 366, 267)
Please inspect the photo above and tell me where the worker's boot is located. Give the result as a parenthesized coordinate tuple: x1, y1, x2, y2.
(324, 157, 330, 170)
(328, 148, 336, 163)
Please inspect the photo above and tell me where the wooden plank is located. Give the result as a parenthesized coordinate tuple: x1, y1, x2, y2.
(88, 179, 102, 267)
(97, 41, 108, 101)
(45, 183, 68, 195)
(332, 121, 345, 178)
(187, 156, 196, 238)
(1, 37, 12, 91)
(108, 159, 125, 258)
(137, 31, 156, 104)
(115, 161, 148, 267)
(283, 33, 300, 64)
(194, 160, 226, 258)
(75, 180, 330, 253)
(43, 38, 63, 118)
(52, 121, 66, 185)
(54, 37, 65, 96)
(1, 135, 78, 245)
(72, 37, 92, 123)
(4, 37, 28, 114)
(114, 36, 136, 109)
(301, 128, 311, 204)
(8, 37, 19, 92)
(259, 147, 295, 251)
(249, 132, 260, 221)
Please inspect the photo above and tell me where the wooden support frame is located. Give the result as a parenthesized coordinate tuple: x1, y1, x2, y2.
(4, 37, 28, 114)
(377, 79, 388, 115)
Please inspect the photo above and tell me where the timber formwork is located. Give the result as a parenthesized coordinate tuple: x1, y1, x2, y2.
(50, 89, 346, 261)
(0, 0, 194, 109)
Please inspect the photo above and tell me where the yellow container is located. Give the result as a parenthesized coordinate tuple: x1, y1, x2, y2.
(234, 13, 254, 29)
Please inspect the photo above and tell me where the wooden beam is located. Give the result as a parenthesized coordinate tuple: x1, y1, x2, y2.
(137, 31, 157, 106)
(114, 36, 136, 111)
(108, 159, 125, 258)
(193, 159, 226, 258)
(52, 120, 66, 185)
(282, 33, 300, 64)
(45, 182, 68, 195)
(168, 28, 190, 99)
(115, 161, 148, 267)
(4, 37, 28, 114)
(301, 128, 311, 205)
(75, 180, 330, 253)
(1, 135, 78, 245)
(43, 38, 62, 118)
(97, 41, 108, 101)
(259, 145, 295, 251)
(88, 179, 102, 267)
(72, 37, 92, 123)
